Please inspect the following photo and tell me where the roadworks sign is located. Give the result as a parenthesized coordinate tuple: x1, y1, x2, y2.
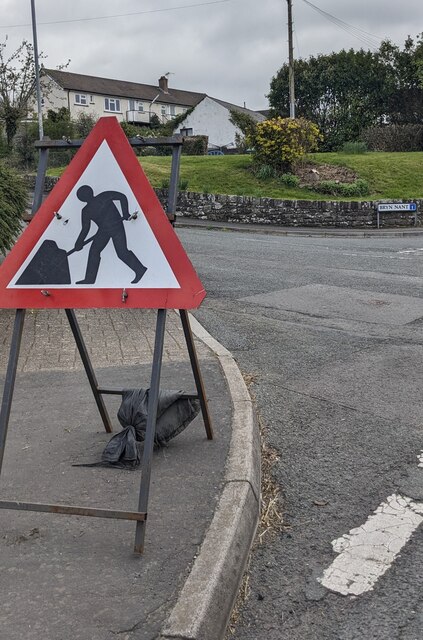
(0, 117, 205, 309)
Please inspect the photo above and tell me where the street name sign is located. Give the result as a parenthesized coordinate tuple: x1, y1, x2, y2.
(0, 117, 205, 309)
(377, 203, 417, 212)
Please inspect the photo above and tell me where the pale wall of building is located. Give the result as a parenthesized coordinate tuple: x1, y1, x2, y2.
(177, 97, 241, 148)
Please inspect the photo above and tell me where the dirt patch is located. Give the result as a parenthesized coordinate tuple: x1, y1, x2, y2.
(295, 162, 358, 187)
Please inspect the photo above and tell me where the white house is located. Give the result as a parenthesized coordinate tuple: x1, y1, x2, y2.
(178, 96, 266, 149)
(39, 69, 206, 126)
(37, 69, 267, 149)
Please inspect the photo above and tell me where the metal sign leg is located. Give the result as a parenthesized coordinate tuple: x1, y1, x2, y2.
(134, 308, 167, 554)
(65, 309, 113, 433)
(167, 144, 182, 224)
(179, 309, 214, 440)
(0, 309, 26, 473)
(31, 148, 49, 216)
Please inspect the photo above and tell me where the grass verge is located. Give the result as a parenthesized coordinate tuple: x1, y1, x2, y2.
(48, 151, 423, 200)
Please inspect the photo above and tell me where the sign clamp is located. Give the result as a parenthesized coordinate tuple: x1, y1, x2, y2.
(0, 125, 213, 554)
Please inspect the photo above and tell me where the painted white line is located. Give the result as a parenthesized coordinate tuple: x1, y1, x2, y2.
(397, 247, 423, 254)
(318, 493, 423, 596)
(418, 450, 423, 468)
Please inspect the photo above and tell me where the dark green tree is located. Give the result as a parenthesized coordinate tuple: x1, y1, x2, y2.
(377, 35, 423, 124)
(269, 35, 423, 150)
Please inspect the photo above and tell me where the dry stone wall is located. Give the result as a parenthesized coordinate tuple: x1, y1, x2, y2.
(155, 190, 421, 228)
(26, 176, 421, 228)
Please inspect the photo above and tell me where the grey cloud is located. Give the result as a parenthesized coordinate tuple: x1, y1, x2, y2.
(1, 0, 422, 109)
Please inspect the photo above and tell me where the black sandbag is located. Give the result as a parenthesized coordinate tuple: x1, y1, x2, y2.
(117, 388, 201, 448)
(101, 425, 140, 468)
(74, 388, 201, 468)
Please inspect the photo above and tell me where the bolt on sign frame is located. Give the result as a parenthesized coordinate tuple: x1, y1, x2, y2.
(0, 131, 213, 555)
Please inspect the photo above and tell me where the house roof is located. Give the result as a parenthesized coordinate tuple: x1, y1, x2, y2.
(210, 97, 266, 122)
(43, 69, 206, 107)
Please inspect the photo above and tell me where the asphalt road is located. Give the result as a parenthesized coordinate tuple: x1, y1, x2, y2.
(178, 227, 423, 640)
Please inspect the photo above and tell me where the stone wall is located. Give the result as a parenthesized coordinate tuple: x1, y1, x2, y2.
(155, 190, 421, 228)
(25, 176, 421, 228)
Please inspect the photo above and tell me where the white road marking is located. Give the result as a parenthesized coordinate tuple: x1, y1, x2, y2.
(318, 494, 423, 596)
(418, 451, 423, 468)
(397, 247, 423, 254)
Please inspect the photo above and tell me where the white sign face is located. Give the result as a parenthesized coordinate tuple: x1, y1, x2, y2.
(8, 141, 181, 290)
(377, 203, 417, 212)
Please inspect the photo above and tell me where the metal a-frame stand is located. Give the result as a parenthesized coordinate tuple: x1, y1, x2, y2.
(0, 134, 213, 554)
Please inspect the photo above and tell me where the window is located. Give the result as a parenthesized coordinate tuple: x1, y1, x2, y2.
(104, 97, 121, 112)
(90, 95, 95, 104)
(161, 105, 166, 115)
(169, 105, 176, 116)
(180, 128, 193, 137)
(75, 93, 88, 106)
(129, 100, 144, 112)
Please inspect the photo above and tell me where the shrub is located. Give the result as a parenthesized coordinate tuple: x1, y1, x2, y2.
(280, 172, 300, 187)
(248, 117, 321, 173)
(341, 141, 367, 154)
(12, 123, 38, 169)
(253, 164, 277, 180)
(0, 163, 27, 253)
(74, 111, 97, 138)
(182, 135, 208, 155)
(120, 121, 154, 139)
(39, 109, 76, 168)
(311, 178, 370, 197)
(361, 124, 423, 151)
(139, 146, 158, 156)
(229, 109, 257, 151)
(150, 113, 161, 129)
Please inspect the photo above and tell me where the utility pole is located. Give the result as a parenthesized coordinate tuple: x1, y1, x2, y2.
(30, 0, 44, 139)
(287, 0, 296, 118)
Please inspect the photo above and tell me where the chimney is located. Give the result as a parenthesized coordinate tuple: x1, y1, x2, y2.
(159, 75, 169, 93)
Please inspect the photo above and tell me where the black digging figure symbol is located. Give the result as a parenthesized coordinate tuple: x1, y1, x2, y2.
(15, 185, 147, 286)
(74, 185, 147, 285)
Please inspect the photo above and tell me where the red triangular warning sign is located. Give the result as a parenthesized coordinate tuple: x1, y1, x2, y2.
(0, 117, 205, 309)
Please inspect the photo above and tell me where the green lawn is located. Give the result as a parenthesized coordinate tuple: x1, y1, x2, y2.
(48, 152, 423, 200)
(138, 155, 319, 200)
(310, 152, 423, 199)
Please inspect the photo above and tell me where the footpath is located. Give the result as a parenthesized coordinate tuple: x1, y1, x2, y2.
(0, 307, 259, 640)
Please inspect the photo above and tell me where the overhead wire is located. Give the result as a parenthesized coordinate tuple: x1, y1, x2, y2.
(301, 0, 382, 50)
(0, 0, 231, 29)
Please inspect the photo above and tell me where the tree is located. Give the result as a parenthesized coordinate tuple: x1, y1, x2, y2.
(0, 40, 37, 147)
(377, 35, 423, 124)
(268, 35, 423, 150)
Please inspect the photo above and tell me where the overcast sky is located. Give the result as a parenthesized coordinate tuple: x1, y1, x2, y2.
(1, 0, 423, 110)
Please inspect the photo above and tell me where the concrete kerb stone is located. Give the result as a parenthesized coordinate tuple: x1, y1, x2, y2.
(160, 313, 260, 640)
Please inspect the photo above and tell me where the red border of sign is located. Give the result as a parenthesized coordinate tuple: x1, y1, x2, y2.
(0, 117, 205, 309)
